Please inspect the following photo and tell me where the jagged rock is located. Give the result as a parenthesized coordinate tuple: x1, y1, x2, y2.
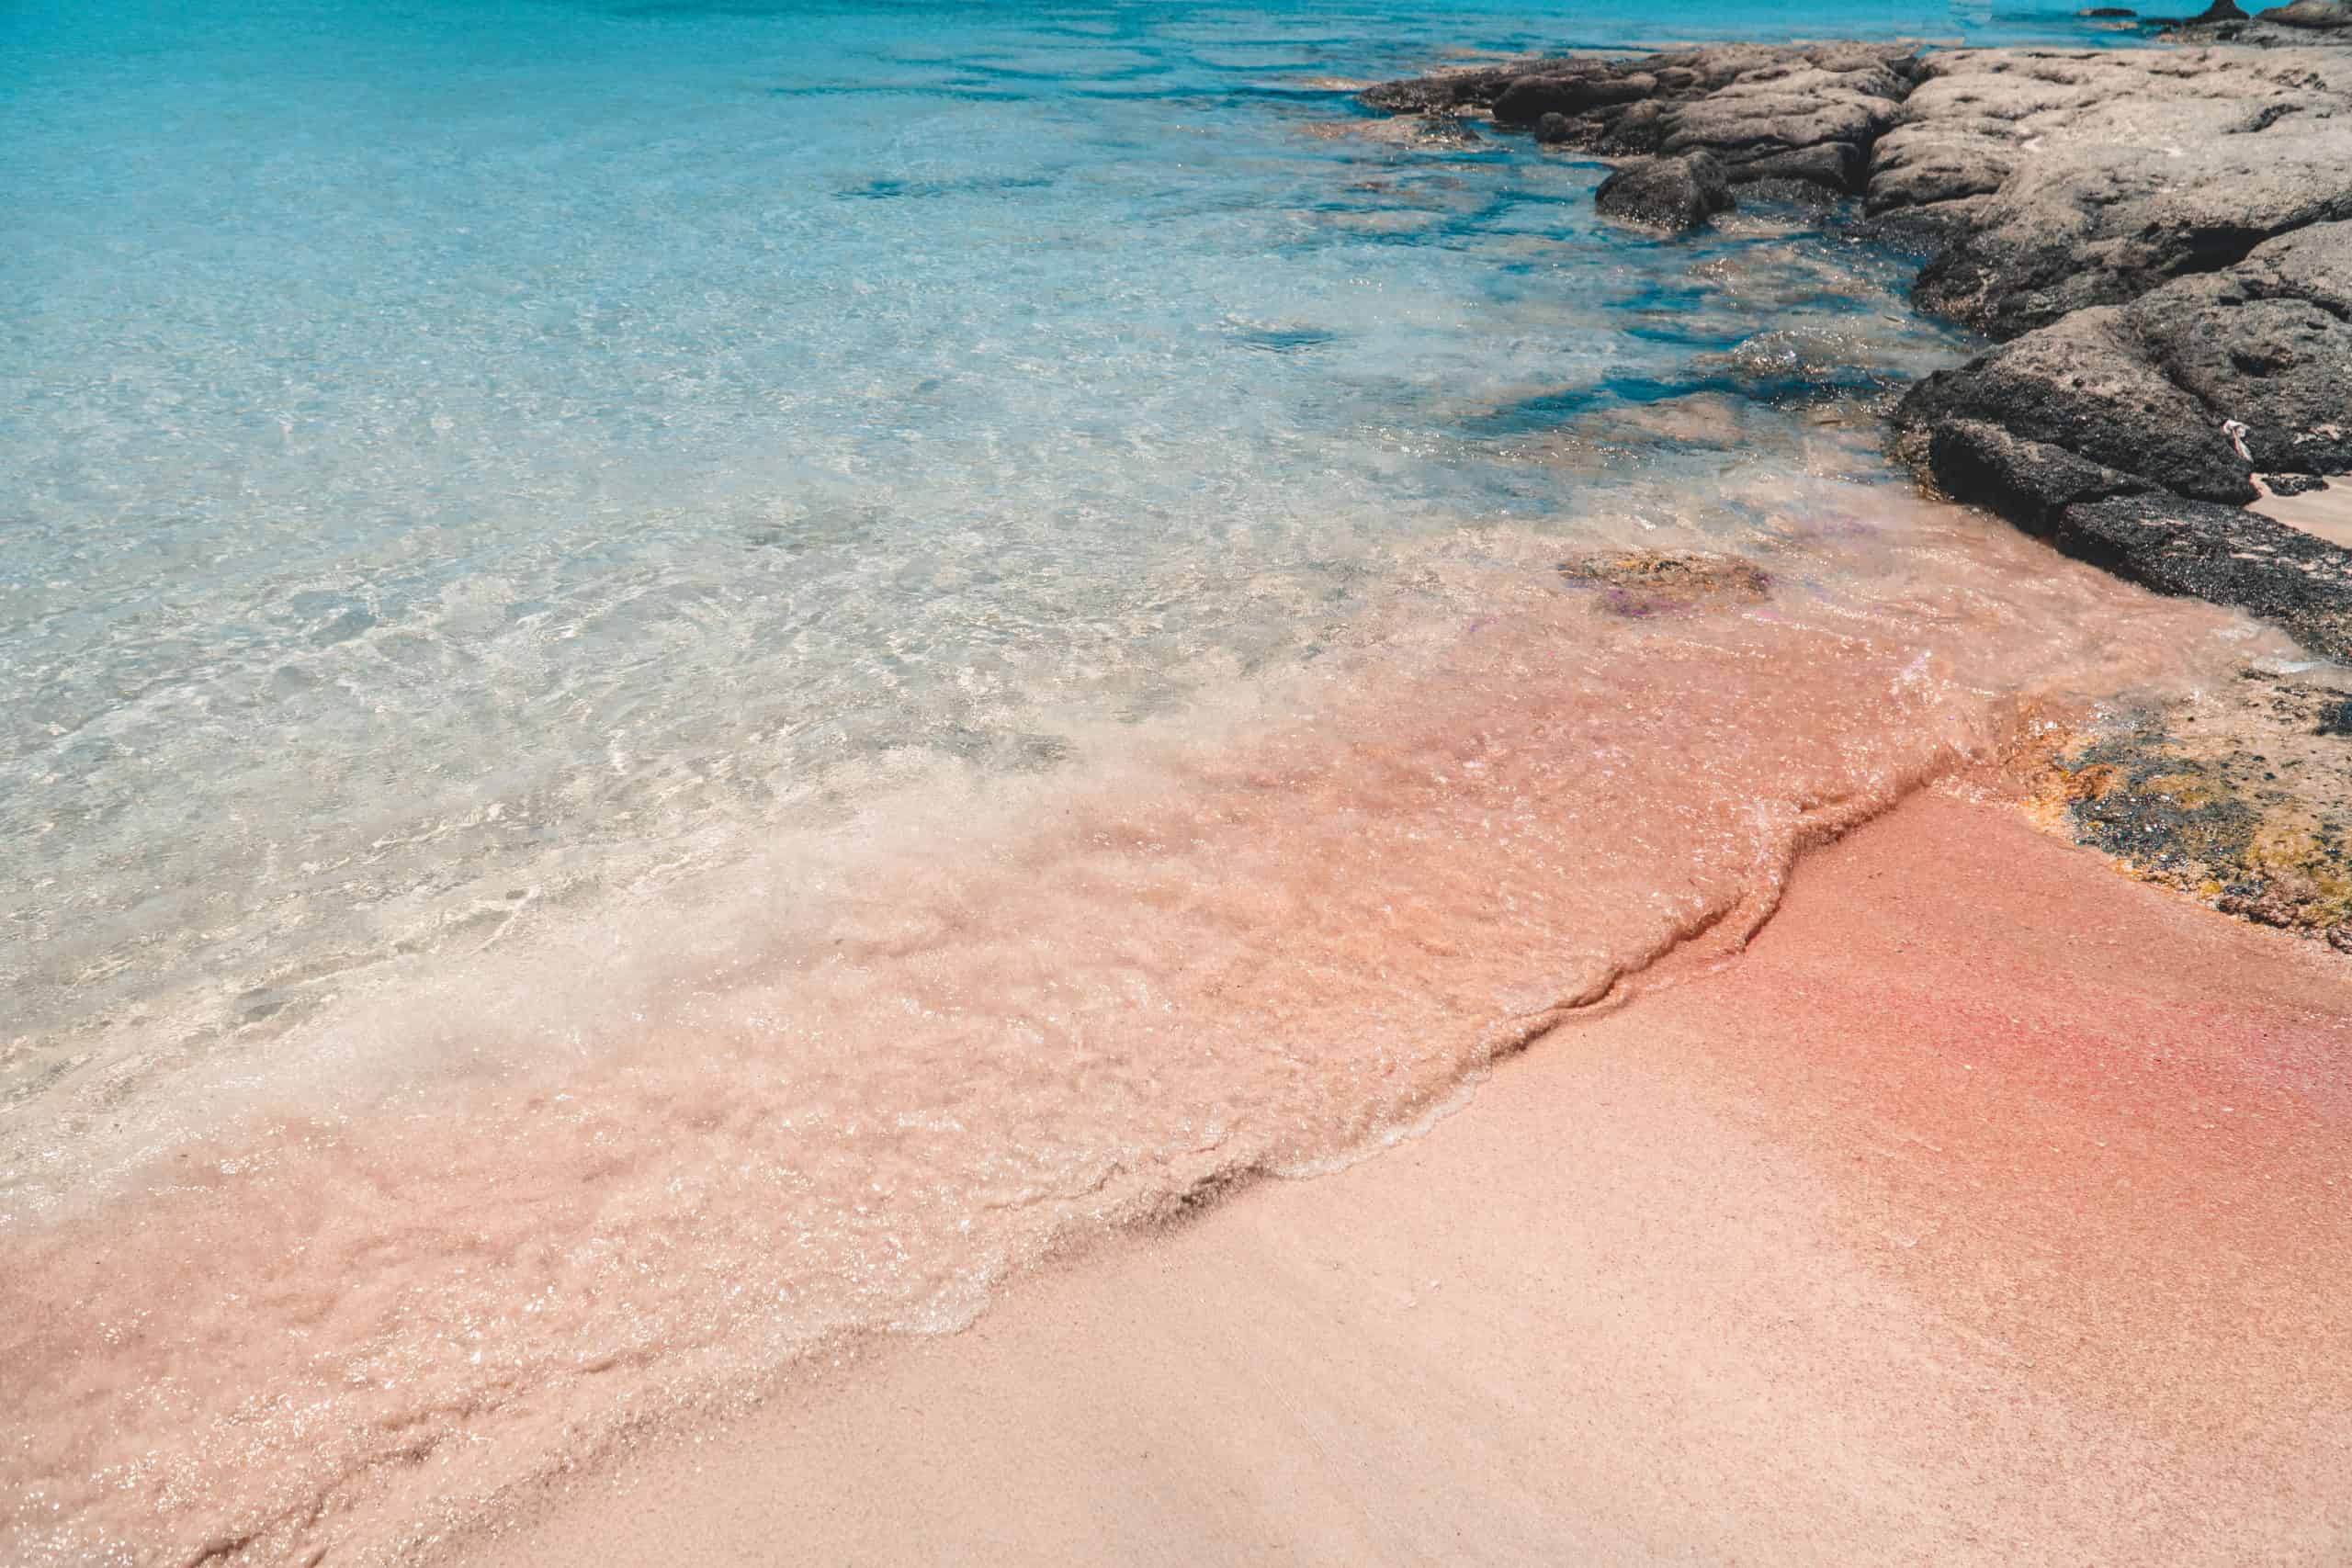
(2191, 0, 2251, 18)
(1360, 59, 1567, 114)
(1495, 70, 1657, 122)
(1365, 43, 1921, 197)
(1593, 153, 1734, 232)
(1920, 419, 2154, 528)
(2120, 222, 2352, 476)
(1653, 67, 1908, 192)
(1871, 47, 2352, 337)
(1369, 38, 2352, 656)
(2263, 0, 2352, 25)
(1899, 221, 2352, 511)
(1532, 111, 1577, 144)
(1899, 307, 2259, 503)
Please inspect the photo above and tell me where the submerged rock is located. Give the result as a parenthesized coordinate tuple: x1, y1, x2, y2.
(1555, 550, 1773, 616)
(1302, 111, 1486, 150)
(1593, 153, 1734, 232)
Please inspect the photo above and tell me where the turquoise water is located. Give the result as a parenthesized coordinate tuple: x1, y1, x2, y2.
(3, 0, 2114, 1066)
(12, 5, 2256, 1564)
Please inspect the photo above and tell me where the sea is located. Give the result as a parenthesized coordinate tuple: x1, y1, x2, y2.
(0, 1, 2280, 1562)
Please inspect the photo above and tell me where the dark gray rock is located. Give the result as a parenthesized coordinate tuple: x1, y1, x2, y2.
(1365, 43, 1921, 198)
(1359, 58, 1579, 114)
(2047, 495, 2352, 660)
(2122, 225, 2352, 477)
(1899, 221, 2352, 512)
(1733, 141, 1868, 193)
(2262, 0, 2352, 25)
(1899, 307, 2259, 503)
(1920, 419, 2154, 528)
(1495, 70, 1657, 123)
(1593, 153, 1735, 232)
(1369, 39, 2352, 657)
(1532, 111, 1578, 145)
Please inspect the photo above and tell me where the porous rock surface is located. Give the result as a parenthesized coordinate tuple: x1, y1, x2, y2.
(1362, 43, 1921, 198)
(2041, 664, 2352, 949)
(1881, 46, 2352, 335)
(1364, 33, 2352, 660)
(1593, 153, 1735, 231)
(2167, 0, 2352, 44)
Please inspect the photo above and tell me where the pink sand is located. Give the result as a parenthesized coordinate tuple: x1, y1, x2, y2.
(442, 791, 2352, 1567)
(4, 518, 2330, 1566)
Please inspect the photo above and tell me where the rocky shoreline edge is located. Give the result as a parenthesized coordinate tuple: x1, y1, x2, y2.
(1363, 22, 2352, 947)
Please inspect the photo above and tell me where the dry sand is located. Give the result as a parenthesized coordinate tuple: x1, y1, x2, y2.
(446, 790, 2352, 1568)
(2256, 481, 2352, 550)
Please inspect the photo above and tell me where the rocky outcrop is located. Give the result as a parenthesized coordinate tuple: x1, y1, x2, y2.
(1366, 40, 2352, 334)
(1898, 220, 2352, 514)
(1876, 48, 2352, 337)
(1903, 423, 2352, 659)
(1363, 43, 1921, 197)
(2041, 666, 2352, 949)
(1363, 35, 2352, 660)
(2265, 0, 2352, 24)
(1916, 420, 2156, 529)
(1593, 153, 1734, 231)
(1900, 307, 2260, 504)
(2165, 0, 2352, 39)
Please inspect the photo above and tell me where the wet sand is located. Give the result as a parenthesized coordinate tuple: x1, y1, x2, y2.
(2256, 482, 2352, 552)
(447, 789, 2352, 1568)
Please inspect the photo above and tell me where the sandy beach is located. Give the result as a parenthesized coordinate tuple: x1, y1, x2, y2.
(443, 789, 2352, 1567)
(12, 6, 2352, 1562)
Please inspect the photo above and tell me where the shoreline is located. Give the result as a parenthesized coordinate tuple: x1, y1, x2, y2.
(429, 38, 2352, 1559)
(441, 788, 2352, 1567)
(17, 504, 2246, 1566)
(9, 15, 2352, 1564)
(1359, 24, 2352, 949)
(1360, 29, 2352, 658)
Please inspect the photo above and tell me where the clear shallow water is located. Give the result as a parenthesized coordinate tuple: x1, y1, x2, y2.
(5, 0, 2109, 1066)
(0, 2, 2261, 1563)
